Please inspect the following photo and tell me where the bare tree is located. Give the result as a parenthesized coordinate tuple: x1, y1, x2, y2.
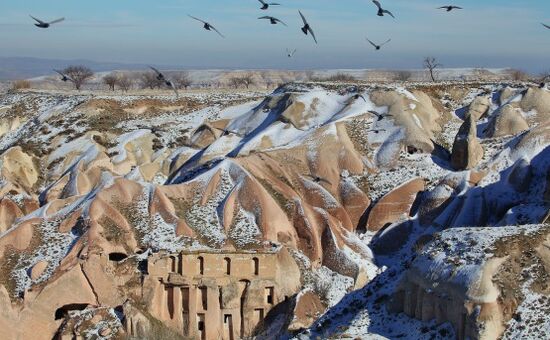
(139, 71, 163, 89)
(173, 72, 193, 89)
(394, 70, 412, 82)
(116, 73, 133, 92)
(229, 77, 242, 89)
(62, 65, 94, 90)
(103, 73, 117, 91)
(506, 69, 529, 81)
(325, 73, 356, 82)
(304, 70, 315, 81)
(240, 73, 255, 89)
(423, 57, 441, 82)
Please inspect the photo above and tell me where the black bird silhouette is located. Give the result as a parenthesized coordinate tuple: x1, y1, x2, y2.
(542, 23, 550, 29)
(366, 37, 391, 50)
(54, 69, 72, 82)
(372, 1, 395, 18)
(353, 94, 367, 102)
(299, 11, 317, 44)
(438, 6, 463, 12)
(30, 15, 64, 28)
(259, 16, 287, 26)
(188, 15, 225, 38)
(258, 0, 281, 10)
(304, 174, 332, 186)
(149, 66, 179, 98)
(286, 48, 297, 57)
(343, 93, 367, 105)
(368, 110, 392, 121)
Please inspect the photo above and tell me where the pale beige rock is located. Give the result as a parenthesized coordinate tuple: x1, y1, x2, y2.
(1, 146, 39, 191)
(486, 105, 529, 138)
(30, 260, 49, 280)
(451, 114, 484, 170)
(367, 178, 425, 231)
(467, 96, 491, 121)
(288, 290, 325, 331)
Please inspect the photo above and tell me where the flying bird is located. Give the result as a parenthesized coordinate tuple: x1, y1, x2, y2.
(149, 66, 179, 98)
(304, 174, 332, 186)
(542, 23, 550, 29)
(188, 15, 225, 38)
(438, 6, 463, 12)
(368, 110, 392, 121)
(286, 48, 297, 57)
(366, 37, 391, 50)
(258, 0, 281, 10)
(372, 1, 395, 18)
(343, 93, 367, 105)
(53, 70, 72, 82)
(353, 94, 367, 102)
(30, 15, 64, 28)
(259, 16, 287, 26)
(299, 11, 317, 44)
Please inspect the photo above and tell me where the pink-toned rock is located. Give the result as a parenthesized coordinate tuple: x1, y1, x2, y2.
(367, 178, 425, 231)
(30, 261, 49, 281)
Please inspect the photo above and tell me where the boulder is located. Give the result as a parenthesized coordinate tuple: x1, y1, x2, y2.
(467, 96, 491, 121)
(287, 290, 326, 331)
(486, 105, 529, 138)
(366, 178, 425, 231)
(451, 114, 484, 170)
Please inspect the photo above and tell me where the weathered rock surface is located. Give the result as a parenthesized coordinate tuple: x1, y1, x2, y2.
(451, 114, 484, 170)
(0, 83, 548, 340)
(486, 104, 529, 137)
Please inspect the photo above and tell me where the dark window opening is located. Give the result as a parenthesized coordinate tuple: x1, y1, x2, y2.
(198, 256, 204, 275)
(199, 286, 208, 310)
(224, 257, 231, 275)
(198, 320, 205, 331)
(167, 287, 175, 319)
(170, 256, 176, 272)
(407, 145, 420, 154)
(182, 287, 190, 312)
(108, 252, 127, 262)
(266, 287, 274, 305)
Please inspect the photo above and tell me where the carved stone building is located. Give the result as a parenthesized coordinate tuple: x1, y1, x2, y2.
(136, 247, 301, 339)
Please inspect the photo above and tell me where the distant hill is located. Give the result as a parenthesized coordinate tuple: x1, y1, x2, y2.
(0, 56, 153, 80)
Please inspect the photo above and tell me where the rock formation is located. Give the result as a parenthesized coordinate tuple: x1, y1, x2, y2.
(451, 114, 484, 170)
(486, 104, 529, 137)
(0, 82, 548, 339)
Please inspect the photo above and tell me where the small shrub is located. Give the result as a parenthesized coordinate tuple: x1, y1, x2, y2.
(324, 72, 356, 82)
(11, 80, 31, 90)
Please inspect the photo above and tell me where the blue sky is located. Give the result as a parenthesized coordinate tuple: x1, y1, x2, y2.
(0, 0, 549, 71)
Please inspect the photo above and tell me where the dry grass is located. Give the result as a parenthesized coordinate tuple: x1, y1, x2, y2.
(10, 80, 31, 91)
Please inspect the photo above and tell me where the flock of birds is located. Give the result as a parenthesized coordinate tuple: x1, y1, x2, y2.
(30, 0, 550, 52)
(27, 0, 550, 96)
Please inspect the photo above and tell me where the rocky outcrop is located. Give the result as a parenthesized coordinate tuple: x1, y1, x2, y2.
(467, 95, 491, 120)
(392, 224, 550, 340)
(486, 105, 529, 137)
(0, 83, 549, 339)
(451, 114, 484, 170)
(366, 178, 425, 231)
